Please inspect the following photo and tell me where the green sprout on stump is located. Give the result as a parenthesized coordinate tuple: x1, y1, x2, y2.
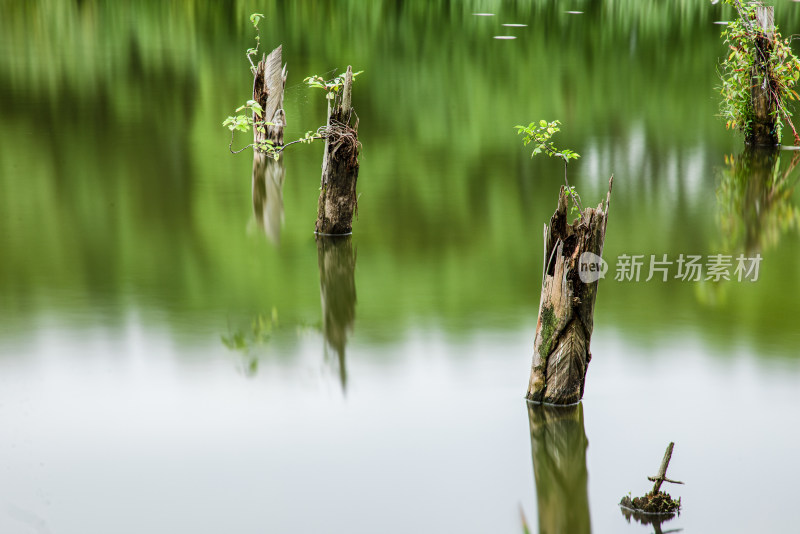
(246, 13, 265, 74)
(304, 70, 364, 101)
(516, 120, 584, 222)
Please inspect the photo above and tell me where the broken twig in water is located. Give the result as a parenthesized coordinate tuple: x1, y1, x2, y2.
(648, 442, 684, 494)
(620, 442, 683, 515)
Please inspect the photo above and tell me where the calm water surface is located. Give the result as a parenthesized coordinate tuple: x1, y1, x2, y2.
(1, 2, 799, 533)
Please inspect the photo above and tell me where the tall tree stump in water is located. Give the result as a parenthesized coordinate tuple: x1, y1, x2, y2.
(527, 178, 612, 405)
(316, 66, 360, 235)
(749, 5, 778, 147)
(252, 45, 287, 242)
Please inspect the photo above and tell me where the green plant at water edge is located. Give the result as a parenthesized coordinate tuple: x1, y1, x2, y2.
(718, 0, 800, 144)
(516, 119, 584, 221)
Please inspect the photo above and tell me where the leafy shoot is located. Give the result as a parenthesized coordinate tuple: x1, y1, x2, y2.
(516, 120, 585, 222)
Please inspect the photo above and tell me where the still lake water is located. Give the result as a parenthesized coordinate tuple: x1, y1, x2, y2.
(1, 1, 799, 533)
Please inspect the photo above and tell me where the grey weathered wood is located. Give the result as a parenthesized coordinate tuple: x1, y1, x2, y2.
(526, 177, 613, 405)
(253, 45, 287, 148)
(316, 65, 360, 235)
(749, 5, 778, 146)
(647, 442, 684, 494)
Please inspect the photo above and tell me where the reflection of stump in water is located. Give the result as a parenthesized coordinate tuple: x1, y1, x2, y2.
(620, 506, 682, 534)
(718, 148, 799, 254)
(252, 152, 285, 243)
(316, 235, 356, 389)
(527, 402, 591, 534)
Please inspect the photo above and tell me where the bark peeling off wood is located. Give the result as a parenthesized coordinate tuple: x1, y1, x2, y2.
(527, 177, 613, 405)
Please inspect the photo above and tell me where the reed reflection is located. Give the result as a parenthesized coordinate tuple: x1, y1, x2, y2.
(316, 235, 356, 390)
(527, 402, 591, 534)
(252, 152, 285, 244)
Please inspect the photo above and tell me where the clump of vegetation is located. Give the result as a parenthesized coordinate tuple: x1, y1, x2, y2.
(620, 491, 681, 515)
(718, 0, 800, 144)
(516, 119, 584, 221)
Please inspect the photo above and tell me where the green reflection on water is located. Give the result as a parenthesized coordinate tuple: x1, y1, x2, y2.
(527, 402, 591, 534)
(717, 148, 800, 255)
(1, 0, 799, 355)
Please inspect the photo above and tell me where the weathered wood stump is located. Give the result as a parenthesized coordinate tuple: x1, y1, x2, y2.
(526, 177, 612, 405)
(527, 402, 591, 534)
(252, 45, 287, 148)
(251, 45, 287, 242)
(316, 235, 357, 389)
(748, 5, 778, 147)
(316, 66, 360, 235)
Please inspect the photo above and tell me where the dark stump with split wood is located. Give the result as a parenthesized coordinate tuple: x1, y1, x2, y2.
(316, 66, 360, 235)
